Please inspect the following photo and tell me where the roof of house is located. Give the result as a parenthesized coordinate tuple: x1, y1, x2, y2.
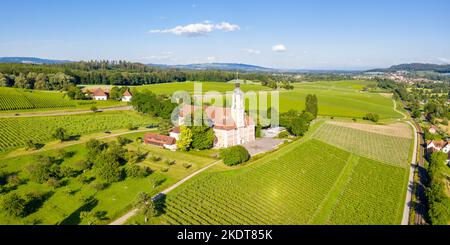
(144, 133, 176, 145)
(123, 89, 132, 96)
(427, 140, 448, 149)
(93, 88, 108, 97)
(179, 104, 255, 131)
(170, 126, 180, 134)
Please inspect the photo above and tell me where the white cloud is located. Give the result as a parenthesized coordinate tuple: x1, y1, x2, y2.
(437, 57, 450, 64)
(150, 21, 240, 37)
(272, 44, 287, 52)
(215, 22, 240, 32)
(242, 49, 261, 55)
(206, 56, 216, 62)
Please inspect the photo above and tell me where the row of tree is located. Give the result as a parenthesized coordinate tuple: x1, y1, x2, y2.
(426, 152, 450, 225)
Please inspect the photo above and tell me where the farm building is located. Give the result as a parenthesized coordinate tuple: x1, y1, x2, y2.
(122, 89, 132, 102)
(144, 133, 177, 151)
(426, 140, 450, 163)
(93, 88, 109, 100)
(171, 82, 255, 148)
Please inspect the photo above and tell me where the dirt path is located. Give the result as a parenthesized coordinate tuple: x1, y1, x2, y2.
(109, 159, 222, 225)
(0, 106, 133, 118)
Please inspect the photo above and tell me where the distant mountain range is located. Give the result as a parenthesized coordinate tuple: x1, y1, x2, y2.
(0, 57, 72, 64)
(147, 63, 277, 72)
(369, 63, 450, 73)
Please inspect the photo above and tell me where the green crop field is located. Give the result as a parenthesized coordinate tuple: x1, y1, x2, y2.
(0, 111, 155, 152)
(312, 122, 412, 167)
(129, 125, 410, 225)
(0, 87, 75, 110)
(129, 80, 401, 119)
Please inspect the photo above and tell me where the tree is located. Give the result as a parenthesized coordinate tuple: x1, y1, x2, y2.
(220, 145, 250, 166)
(134, 192, 157, 223)
(1, 192, 26, 217)
(158, 119, 173, 136)
(94, 152, 123, 183)
(363, 113, 380, 122)
(14, 73, 30, 89)
(305, 94, 318, 118)
(52, 127, 67, 142)
(190, 126, 215, 150)
(109, 86, 122, 100)
(26, 161, 54, 184)
(90, 105, 98, 112)
(85, 139, 105, 162)
(255, 124, 262, 138)
(176, 126, 193, 151)
(80, 211, 100, 225)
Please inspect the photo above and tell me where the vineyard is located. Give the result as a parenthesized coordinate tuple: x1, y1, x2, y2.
(0, 111, 154, 152)
(312, 122, 412, 167)
(327, 157, 407, 224)
(139, 138, 408, 225)
(0, 87, 75, 110)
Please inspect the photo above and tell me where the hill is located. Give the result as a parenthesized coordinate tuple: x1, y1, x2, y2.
(0, 57, 72, 64)
(369, 63, 450, 73)
(147, 63, 277, 72)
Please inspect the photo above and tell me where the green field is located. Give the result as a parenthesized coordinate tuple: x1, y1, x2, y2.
(0, 87, 75, 110)
(127, 121, 410, 225)
(0, 132, 218, 225)
(313, 123, 412, 167)
(132, 80, 401, 119)
(0, 111, 155, 152)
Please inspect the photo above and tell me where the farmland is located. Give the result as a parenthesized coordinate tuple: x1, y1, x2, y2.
(127, 121, 410, 225)
(0, 132, 218, 225)
(133, 80, 401, 119)
(312, 122, 412, 167)
(0, 111, 155, 152)
(0, 87, 74, 110)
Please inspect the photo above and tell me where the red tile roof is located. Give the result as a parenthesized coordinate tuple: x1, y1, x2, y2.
(170, 126, 180, 134)
(123, 89, 132, 96)
(144, 133, 176, 146)
(179, 104, 255, 131)
(93, 88, 108, 96)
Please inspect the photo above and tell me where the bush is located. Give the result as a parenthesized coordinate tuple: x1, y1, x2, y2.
(1, 192, 26, 217)
(47, 177, 62, 188)
(160, 167, 169, 172)
(74, 161, 92, 171)
(150, 156, 161, 162)
(90, 181, 108, 191)
(220, 145, 250, 166)
(277, 131, 289, 138)
(164, 159, 176, 166)
(126, 165, 151, 178)
(363, 113, 380, 122)
(182, 163, 192, 169)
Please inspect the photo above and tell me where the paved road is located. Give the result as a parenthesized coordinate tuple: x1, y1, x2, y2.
(394, 99, 428, 225)
(109, 159, 222, 225)
(0, 106, 133, 118)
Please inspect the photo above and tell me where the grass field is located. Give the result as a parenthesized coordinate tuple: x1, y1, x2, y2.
(0, 111, 156, 152)
(0, 132, 218, 225)
(312, 122, 412, 167)
(127, 121, 410, 225)
(132, 80, 401, 119)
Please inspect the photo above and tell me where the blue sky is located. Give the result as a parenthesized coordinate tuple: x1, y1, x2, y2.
(0, 0, 449, 69)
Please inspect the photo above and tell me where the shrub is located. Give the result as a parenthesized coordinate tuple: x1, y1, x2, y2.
(220, 145, 250, 166)
(182, 163, 192, 169)
(126, 165, 151, 178)
(74, 161, 92, 171)
(150, 156, 161, 162)
(160, 167, 169, 172)
(47, 177, 62, 188)
(1, 192, 26, 217)
(164, 159, 176, 166)
(363, 113, 380, 122)
(90, 181, 108, 191)
(277, 131, 289, 138)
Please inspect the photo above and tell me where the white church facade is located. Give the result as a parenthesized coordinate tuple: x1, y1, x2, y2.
(171, 83, 255, 148)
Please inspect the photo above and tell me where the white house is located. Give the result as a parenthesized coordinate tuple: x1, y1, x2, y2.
(93, 88, 108, 100)
(122, 89, 132, 102)
(426, 140, 450, 163)
(171, 83, 256, 148)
